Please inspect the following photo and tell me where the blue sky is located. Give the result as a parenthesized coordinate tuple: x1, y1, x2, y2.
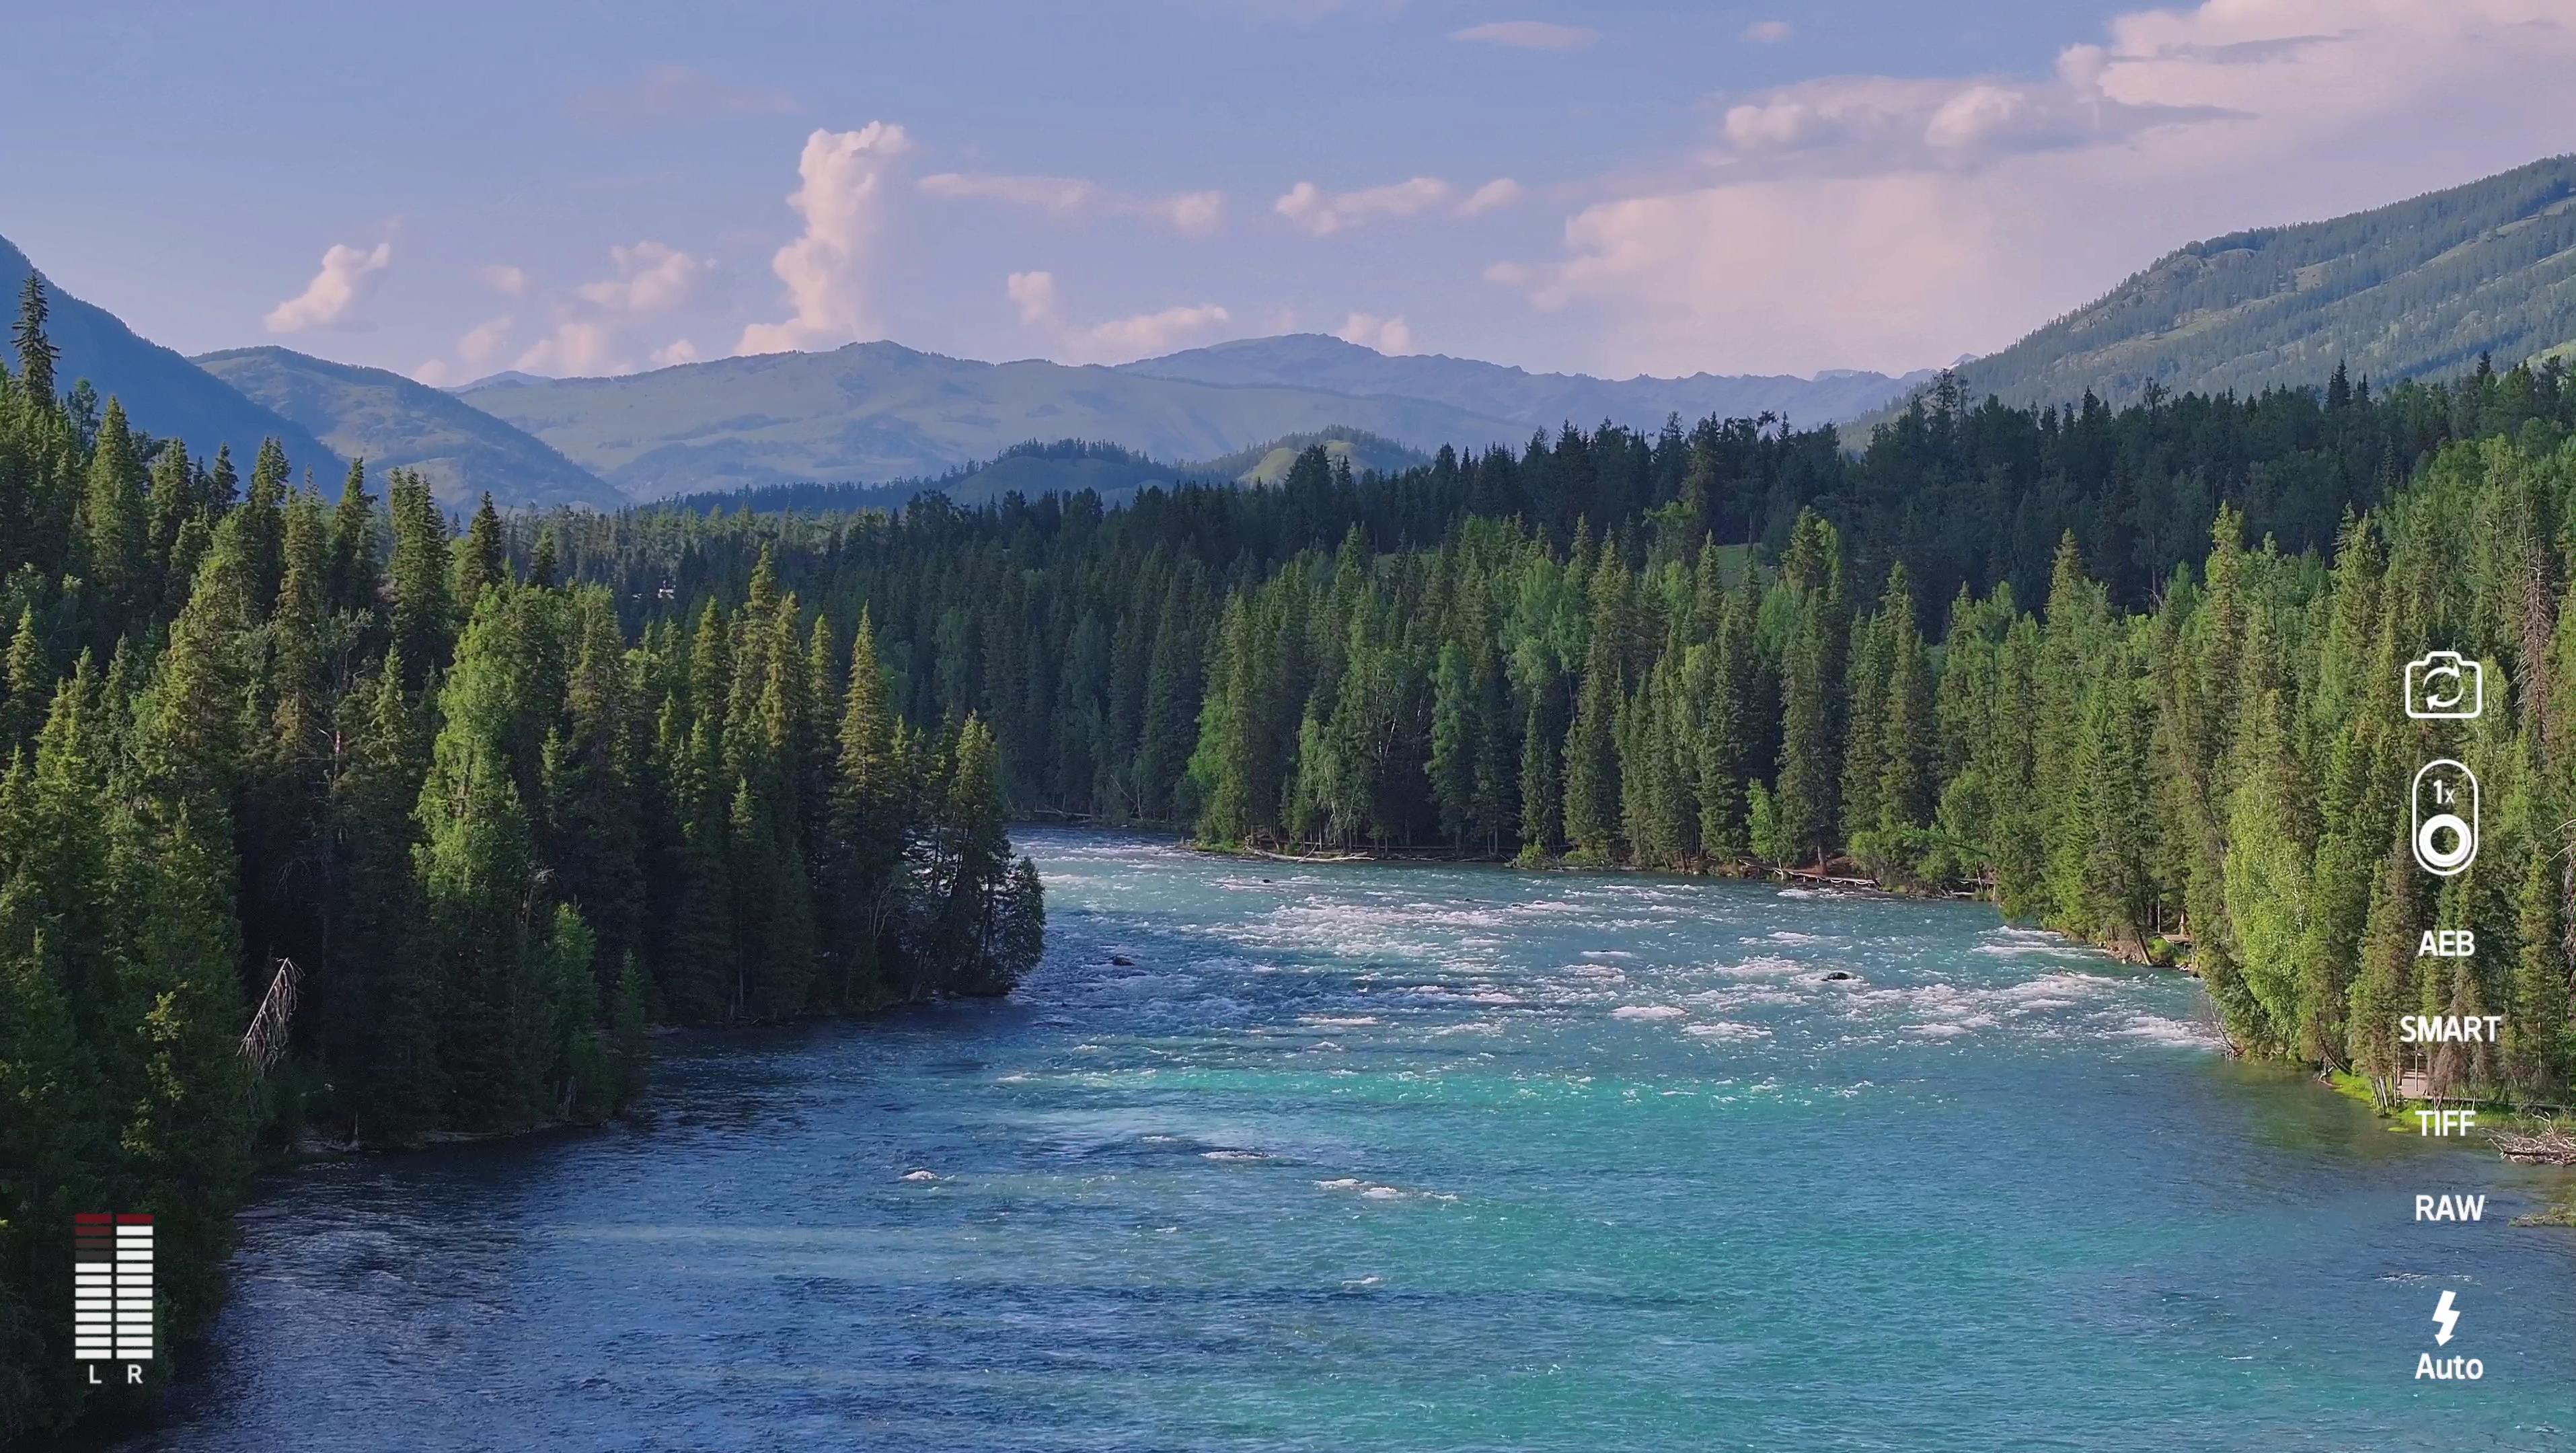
(8, 0, 2572, 383)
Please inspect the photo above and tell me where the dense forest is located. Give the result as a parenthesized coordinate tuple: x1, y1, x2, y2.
(0, 279, 1044, 1442)
(511, 353, 2576, 1113)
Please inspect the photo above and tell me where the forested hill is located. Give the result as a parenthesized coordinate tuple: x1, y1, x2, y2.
(0, 289, 1043, 1442)
(1946, 154, 2576, 410)
(518, 357, 2576, 1115)
(0, 236, 340, 472)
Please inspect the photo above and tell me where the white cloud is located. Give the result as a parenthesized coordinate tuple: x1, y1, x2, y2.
(1486, 0, 2576, 376)
(413, 359, 455, 387)
(264, 241, 391, 334)
(458, 315, 514, 365)
(1160, 190, 1227, 235)
(1744, 20, 1792, 43)
(1079, 303, 1233, 360)
(1275, 177, 1454, 235)
(739, 122, 913, 356)
(1007, 269, 1061, 326)
(515, 320, 629, 377)
(479, 264, 530, 297)
(575, 240, 710, 312)
(1457, 178, 1524, 217)
(1334, 311, 1413, 353)
(921, 171, 1097, 214)
(921, 172, 1226, 236)
(651, 339, 702, 367)
(1003, 270, 1233, 363)
(1451, 20, 1597, 50)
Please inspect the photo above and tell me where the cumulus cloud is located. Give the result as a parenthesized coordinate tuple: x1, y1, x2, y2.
(1451, 20, 1597, 50)
(570, 64, 798, 126)
(1003, 270, 1232, 363)
(1335, 311, 1413, 353)
(1743, 20, 1792, 43)
(1485, 0, 2576, 376)
(1457, 178, 1524, 217)
(740, 123, 913, 355)
(651, 339, 702, 368)
(920, 172, 1226, 235)
(575, 241, 710, 312)
(479, 264, 530, 297)
(413, 359, 455, 387)
(264, 241, 391, 334)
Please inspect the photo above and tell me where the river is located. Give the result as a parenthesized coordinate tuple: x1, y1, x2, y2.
(115, 829, 2573, 1450)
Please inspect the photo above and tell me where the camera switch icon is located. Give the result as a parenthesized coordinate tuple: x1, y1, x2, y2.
(2411, 759, 2478, 877)
(2404, 651, 2480, 719)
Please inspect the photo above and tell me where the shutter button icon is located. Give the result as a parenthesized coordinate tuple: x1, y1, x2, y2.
(2411, 759, 2478, 877)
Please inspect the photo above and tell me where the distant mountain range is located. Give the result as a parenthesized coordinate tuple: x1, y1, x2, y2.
(1121, 334, 1933, 430)
(195, 347, 624, 510)
(0, 235, 340, 473)
(443, 337, 1924, 501)
(1940, 153, 2576, 411)
(13, 153, 2576, 508)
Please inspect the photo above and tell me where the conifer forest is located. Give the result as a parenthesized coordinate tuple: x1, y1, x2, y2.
(0, 281, 1043, 1438)
(7, 248, 2576, 1435)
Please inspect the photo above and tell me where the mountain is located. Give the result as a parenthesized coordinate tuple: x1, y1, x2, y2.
(194, 346, 623, 511)
(1119, 334, 1936, 431)
(0, 233, 341, 472)
(453, 342, 1531, 500)
(1940, 153, 2576, 411)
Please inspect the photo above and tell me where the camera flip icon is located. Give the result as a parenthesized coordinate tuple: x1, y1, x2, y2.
(2404, 651, 2481, 720)
(2411, 759, 2478, 877)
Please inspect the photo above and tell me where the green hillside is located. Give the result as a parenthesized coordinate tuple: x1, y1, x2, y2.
(1187, 426, 1429, 484)
(1948, 153, 2576, 408)
(195, 346, 623, 510)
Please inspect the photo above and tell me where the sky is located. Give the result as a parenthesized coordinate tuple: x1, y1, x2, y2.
(7, 0, 2575, 385)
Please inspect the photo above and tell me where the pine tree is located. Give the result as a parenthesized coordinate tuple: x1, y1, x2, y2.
(414, 591, 541, 1129)
(452, 492, 507, 609)
(330, 656, 443, 1144)
(79, 398, 148, 634)
(326, 459, 381, 616)
(12, 273, 56, 402)
(385, 470, 454, 686)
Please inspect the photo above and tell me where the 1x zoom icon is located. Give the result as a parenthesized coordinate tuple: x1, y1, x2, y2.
(2412, 760, 2478, 877)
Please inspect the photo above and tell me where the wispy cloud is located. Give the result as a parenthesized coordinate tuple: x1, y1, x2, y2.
(264, 241, 391, 334)
(574, 241, 710, 313)
(1275, 176, 1521, 234)
(1334, 311, 1413, 353)
(1451, 20, 1597, 50)
(1003, 270, 1234, 363)
(1743, 20, 1791, 43)
(919, 172, 1226, 235)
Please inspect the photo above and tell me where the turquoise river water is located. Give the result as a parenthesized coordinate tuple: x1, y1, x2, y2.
(116, 829, 2573, 1450)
